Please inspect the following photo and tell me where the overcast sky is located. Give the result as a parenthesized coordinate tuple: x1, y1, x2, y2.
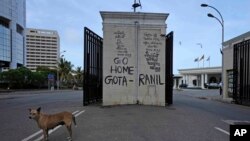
(26, 0, 250, 74)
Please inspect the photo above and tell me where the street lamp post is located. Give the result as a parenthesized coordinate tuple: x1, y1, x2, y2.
(201, 3, 224, 95)
(57, 50, 66, 90)
(201, 4, 224, 49)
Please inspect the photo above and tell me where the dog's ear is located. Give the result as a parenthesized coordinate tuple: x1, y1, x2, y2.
(37, 107, 41, 112)
(28, 108, 31, 112)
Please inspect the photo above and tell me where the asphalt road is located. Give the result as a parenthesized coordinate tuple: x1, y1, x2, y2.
(0, 90, 84, 141)
(0, 90, 250, 141)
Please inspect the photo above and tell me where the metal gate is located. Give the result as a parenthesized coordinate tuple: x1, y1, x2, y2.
(233, 39, 250, 105)
(83, 27, 103, 106)
(165, 31, 174, 105)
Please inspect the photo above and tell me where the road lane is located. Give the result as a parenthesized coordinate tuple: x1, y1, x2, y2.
(1, 89, 250, 141)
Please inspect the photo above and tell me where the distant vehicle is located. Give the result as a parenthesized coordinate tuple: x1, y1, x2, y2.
(207, 83, 220, 89)
(179, 84, 188, 88)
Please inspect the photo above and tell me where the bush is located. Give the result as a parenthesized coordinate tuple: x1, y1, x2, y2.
(0, 67, 55, 89)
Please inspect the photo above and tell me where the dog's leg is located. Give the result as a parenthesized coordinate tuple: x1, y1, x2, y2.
(42, 129, 46, 141)
(43, 129, 48, 141)
(73, 116, 77, 127)
(66, 125, 72, 141)
(45, 129, 49, 141)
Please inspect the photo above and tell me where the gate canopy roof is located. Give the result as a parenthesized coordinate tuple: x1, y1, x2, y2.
(178, 66, 222, 75)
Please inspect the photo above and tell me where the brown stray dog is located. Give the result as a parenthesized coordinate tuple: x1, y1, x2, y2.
(29, 107, 76, 141)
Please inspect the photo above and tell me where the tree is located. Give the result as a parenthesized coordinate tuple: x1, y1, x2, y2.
(0, 66, 58, 89)
(58, 57, 74, 88)
(36, 66, 56, 74)
(73, 66, 83, 87)
(35, 66, 57, 88)
(30, 71, 48, 88)
(0, 67, 32, 89)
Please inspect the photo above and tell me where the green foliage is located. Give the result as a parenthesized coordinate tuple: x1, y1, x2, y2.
(73, 66, 84, 87)
(0, 57, 84, 89)
(30, 71, 48, 88)
(36, 66, 57, 74)
(57, 57, 84, 88)
(0, 67, 31, 88)
(0, 67, 55, 89)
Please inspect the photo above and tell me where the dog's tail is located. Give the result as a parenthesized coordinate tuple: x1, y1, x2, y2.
(73, 115, 77, 127)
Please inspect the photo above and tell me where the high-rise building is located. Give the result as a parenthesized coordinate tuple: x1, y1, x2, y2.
(0, 0, 26, 72)
(25, 28, 60, 71)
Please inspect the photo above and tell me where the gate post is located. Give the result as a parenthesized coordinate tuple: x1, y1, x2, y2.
(101, 12, 170, 106)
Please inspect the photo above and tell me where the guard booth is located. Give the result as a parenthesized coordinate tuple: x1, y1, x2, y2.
(83, 11, 173, 106)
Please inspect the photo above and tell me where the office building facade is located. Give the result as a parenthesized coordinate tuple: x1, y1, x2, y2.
(0, 0, 26, 71)
(26, 28, 60, 71)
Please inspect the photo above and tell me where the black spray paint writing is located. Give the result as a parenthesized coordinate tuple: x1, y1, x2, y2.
(104, 30, 133, 87)
(114, 31, 131, 58)
(104, 57, 134, 86)
(143, 32, 162, 72)
(105, 31, 165, 87)
(111, 57, 134, 75)
(105, 75, 128, 86)
(139, 74, 164, 86)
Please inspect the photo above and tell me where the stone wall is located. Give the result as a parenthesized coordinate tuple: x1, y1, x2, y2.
(101, 12, 168, 106)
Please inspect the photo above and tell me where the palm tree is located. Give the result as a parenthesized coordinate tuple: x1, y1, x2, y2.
(73, 66, 83, 86)
(58, 57, 74, 88)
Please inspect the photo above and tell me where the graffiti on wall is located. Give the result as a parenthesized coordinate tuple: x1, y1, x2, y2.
(104, 31, 134, 86)
(139, 74, 164, 86)
(143, 32, 162, 72)
(114, 31, 131, 58)
(104, 30, 165, 87)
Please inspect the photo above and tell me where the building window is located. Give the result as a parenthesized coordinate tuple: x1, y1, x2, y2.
(0, 25, 11, 62)
(16, 24, 24, 35)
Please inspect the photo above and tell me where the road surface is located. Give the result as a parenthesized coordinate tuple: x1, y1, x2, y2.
(0, 89, 249, 141)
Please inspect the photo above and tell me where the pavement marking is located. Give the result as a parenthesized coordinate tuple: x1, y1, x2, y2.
(33, 125, 62, 141)
(72, 110, 80, 115)
(21, 130, 43, 141)
(74, 110, 85, 117)
(214, 127, 230, 135)
(222, 119, 250, 125)
(22, 110, 84, 141)
(33, 136, 43, 141)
